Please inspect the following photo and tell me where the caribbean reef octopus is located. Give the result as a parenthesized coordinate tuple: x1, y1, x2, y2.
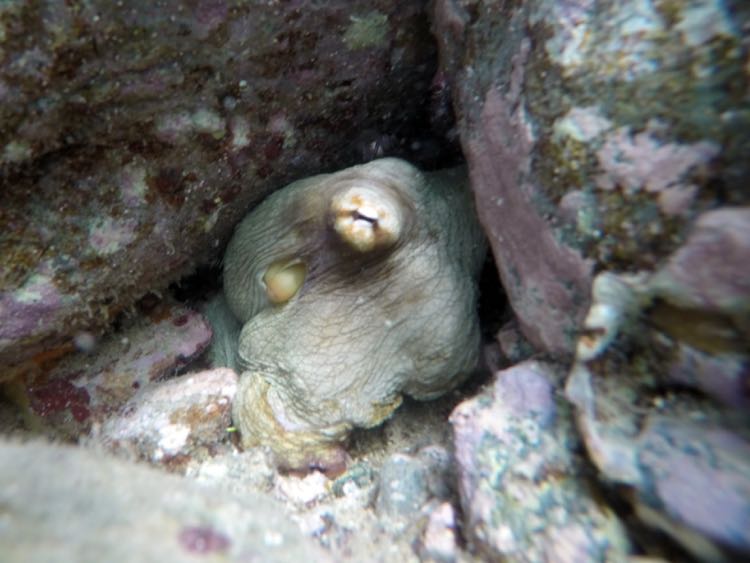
(207, 158, 485, 472)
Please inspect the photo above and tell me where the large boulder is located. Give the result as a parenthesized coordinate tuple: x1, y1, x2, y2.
(433, 0, 749, 356)
(0, 438, 329, 562)
(451, 360, 631, 561)
(0, 0, 444, 372)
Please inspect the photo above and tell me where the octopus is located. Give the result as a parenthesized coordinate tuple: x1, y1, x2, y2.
(207, 158, 486, 472)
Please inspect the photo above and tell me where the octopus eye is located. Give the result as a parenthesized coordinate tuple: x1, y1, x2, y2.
(263, 259, 307, 304)
(330, 186, 402, 252)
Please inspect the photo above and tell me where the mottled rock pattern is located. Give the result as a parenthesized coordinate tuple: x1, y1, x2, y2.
(99, 367, 237, 471)
(433, 0, 749, 356)
(419, 502, 459, 563)
(376, 453, 431, 522)
(9, 300, 211, 438)
(567, 261, 750, 560)
(186, 394, 470, 563)
(0, 0, 446, 369)
(451, 360, 630, 562)
(0, 438, 329, 563)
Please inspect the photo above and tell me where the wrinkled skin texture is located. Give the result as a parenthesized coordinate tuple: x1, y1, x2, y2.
(210, 158, 485, 470)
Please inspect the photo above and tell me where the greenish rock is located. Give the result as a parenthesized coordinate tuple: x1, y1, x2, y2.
(343, 11, 389, 50)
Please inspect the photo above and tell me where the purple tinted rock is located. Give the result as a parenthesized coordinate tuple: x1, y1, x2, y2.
(668, 343, 749, 410)
(639, 418, 750, 552)
(0, 267, 65, 343)
(495, 320, 534, 366)
(463, 88, 593, 358)
(0, 1, 445, 369)
(451, 360, 630, 561)
(567, 272, 750, 558)
(650, 207, 750, 315)
(419, 502, 458, 563)
(100, 368, 238, 470)
(19, 301, 212, 438)
(495, 359, 557, 428)
(433, 0, 748, 356)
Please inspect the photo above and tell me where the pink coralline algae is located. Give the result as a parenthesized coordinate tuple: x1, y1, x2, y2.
(28, 378, 91, 423)
(178, 525, 231, 554)
(17, 301, 213, 439)
(595, 125, 719, 215)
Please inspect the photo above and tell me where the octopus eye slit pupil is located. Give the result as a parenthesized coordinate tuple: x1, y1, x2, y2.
(353, 210, 377, 226)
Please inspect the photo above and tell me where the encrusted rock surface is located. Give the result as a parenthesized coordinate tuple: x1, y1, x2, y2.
(567, 257, 750, 560)
(0, 0, 447, 370)
(7, 299, 212, 439)
(99, 367, 238, 470)
(1, 1, 748, 560)
(451, 360, 631, 562)
(0, 438, 329, 563)
(433, 0, 749, 356)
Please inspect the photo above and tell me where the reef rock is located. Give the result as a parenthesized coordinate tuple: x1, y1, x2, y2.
(451, 360, 631, 562)
(99, 367, 238, 471)
(0, 0, 446, 371)
(433, 0, 749, 356)
(0, 438, 328, 563)
(7, 299, 212, 439)
(567, 234, 750, 560)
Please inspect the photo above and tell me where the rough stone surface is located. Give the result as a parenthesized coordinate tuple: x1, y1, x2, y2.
(567, 263, 750, 560)
(0, 0, 449, 370)
(451, 360, 631, 562)
(99, 367, 238, 470)
(0, 438, 329, 563)
(650, 207, 750, 322)
(419, 501, 459, 563)
(433, 0, 749, 356)
(185, 393, 472, 563)
(7, 299, 211, 439)
(376, 453, 431, 522)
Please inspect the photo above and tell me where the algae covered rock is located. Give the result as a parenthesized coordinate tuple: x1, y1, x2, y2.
(0, 0, 445, 372)
(567, 234, 750, 560)
(433, 0, 749, 356)
(210, 158, 486, 471)
(451, 360, 631, 561)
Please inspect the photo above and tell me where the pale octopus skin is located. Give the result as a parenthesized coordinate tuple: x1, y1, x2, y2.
(210, 158, 486, 471)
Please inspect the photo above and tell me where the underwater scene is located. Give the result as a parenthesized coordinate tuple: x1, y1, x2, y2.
(0, 1, 748, 561)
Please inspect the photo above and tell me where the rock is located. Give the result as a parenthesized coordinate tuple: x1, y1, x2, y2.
(0, 0, 450, 370)
(9, 300, 212, 439)
(189, 447, 277, 495)
(376, 453, 431, 524)
(567, 262, 750, 560)
(451, 360, 631, 562)
(433, 0, 749, 356)
(98, 367, 237, 471)
(0, 438, 329, 562)
(416, 444, 454, 501)
(495, 319, 534, 366)
(330, 462, 375, 497)
(419, 502, 458, 563)
(276, 471, 331, 508)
